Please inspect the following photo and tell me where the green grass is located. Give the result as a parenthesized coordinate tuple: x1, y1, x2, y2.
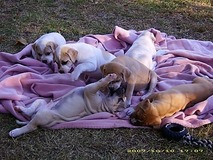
(0, 0, 213, 159)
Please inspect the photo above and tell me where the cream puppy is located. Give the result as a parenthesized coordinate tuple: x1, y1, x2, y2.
(125, 30, 156, 70)
(9, 74, 125, 137)
(32, 32, 66, 64)
(57, 42, 116, 81)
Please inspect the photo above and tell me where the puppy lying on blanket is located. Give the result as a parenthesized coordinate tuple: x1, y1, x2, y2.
(57, 42, 116, 81)
(125, 30, 156, 70)
(100, 56, 158, 108)
(9, 74, 125, 137)
(130, 77, 213, 128)
(32, 32, 66, 64)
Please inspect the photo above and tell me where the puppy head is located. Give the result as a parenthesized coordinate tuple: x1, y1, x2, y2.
(58, 46, 78, 73)
(100, 62, 131, 91)
(129, 99, 161, 126)
(32, 42, 58, 64)
(138, 30, 156, 42)
(107, 87, 126, 112)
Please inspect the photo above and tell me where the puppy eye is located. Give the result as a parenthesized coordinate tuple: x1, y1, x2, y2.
(38, 53, 42, 56)
(45, 52, 51, 56)
(61, 61, 68, 65)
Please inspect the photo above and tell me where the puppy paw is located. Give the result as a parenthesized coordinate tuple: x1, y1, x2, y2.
(9, 128, 21, 138)
(126, 107, 135, 116)
(124, 101, 131, 108)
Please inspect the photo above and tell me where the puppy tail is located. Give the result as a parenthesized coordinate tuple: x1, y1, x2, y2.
(16, 120, 29, 126)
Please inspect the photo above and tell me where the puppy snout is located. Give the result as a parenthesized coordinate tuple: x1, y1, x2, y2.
(109, 86, 115, 92)
(130, 118, 140, 126)
(59, 69, 65, 73)
(130, 118, 137, 125)
(42, 60, 48, 64)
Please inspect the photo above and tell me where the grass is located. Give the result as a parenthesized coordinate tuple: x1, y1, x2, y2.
(0, 0, 213, 159)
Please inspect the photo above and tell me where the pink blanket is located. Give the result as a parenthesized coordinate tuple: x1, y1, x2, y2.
(0, 26, 212, 129)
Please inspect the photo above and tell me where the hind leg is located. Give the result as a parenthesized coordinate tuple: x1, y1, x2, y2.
(15, 99, 47, 117)
(9, 108, 54, 137)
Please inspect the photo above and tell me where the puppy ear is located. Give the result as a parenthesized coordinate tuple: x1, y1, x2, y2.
(67, 48, 78, 63)
(150, 33, 156, 42)
(46, 42, 58, 51)
(100, 64, 105, 75)
(32, 43, 37, 50)
(32, 43, 40, 54)
(121, 67, 131, 82)
(142, 99, 152, 110)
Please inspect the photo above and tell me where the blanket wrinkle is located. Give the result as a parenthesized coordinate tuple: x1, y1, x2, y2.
(0, 26, 212, 129)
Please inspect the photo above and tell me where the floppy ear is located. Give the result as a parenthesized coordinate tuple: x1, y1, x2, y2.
(46, 42, 58, 51)
(150, 33, 156, 42)
(121, 67, 131, 82)
(32, 43, 36, 50)
(67, 48, 78, 63)
(141, 99, 152, 110)
(32, 43, 37, 50)
(100, 64, 106, 75)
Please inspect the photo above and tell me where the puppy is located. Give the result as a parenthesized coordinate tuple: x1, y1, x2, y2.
(100, 56, 158, 107)
(130, 77, 213, 128)
(125, 30, 156, 70)
(57, 42, 116, 81)
(32, 32, 66, 64)
(9, 74, 125, 137)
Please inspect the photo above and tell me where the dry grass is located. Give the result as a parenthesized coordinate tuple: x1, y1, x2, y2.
(0, 0, 213, 159)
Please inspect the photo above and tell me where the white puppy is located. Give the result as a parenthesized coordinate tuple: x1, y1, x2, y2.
(9, 74, 125, 137)
(57, 42, 116, 81)
(125, 30, 156, 70)
(32, 32, 66, 64)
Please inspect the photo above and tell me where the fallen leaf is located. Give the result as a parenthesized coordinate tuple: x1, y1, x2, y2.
(15, 37, 28, 46)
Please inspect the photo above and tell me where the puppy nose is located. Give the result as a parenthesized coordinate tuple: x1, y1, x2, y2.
(59, 70, 64, 73)
(42, 60, 48, 64)
(130, 118, 137, 125)
(109, 86, 115, 91)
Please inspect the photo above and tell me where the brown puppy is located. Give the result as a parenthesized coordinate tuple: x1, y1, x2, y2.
(100, 55, 158, 107)
(130, 77, 213, 128)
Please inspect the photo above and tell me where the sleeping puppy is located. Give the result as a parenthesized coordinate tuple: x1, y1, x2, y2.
(32, 32, 66, 64)
(100, 56, 158, 108)
(9, 74, 125, 137)
(125, 30, 156, 70)
(57, 42, 116, 81)
(130, 77, 213, 128)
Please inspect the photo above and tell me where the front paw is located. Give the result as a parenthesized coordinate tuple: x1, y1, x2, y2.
(124, 100, 131, 108)
(106, 73, 117, 81)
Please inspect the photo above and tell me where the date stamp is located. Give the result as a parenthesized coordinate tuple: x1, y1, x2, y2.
(127, 149, 204, 153)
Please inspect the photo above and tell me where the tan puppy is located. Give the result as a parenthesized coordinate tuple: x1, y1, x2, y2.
(130, 77, 213, 128)
(125, 30, 156, 70)
(32, 32, 66, 64)
(57, 43, 116, 81)
(9, 74, 125, 137)
(100, 56, 158, 107)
